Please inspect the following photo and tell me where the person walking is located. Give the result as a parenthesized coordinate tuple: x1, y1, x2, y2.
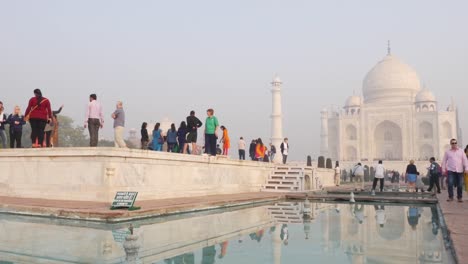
(84, 94, 104, 147)
(249, 139, 257, 160)
(405, 160, 418, 192)
(352, 163, 365, 191)
(166, 123, 177, 152)
(280, 138, 289, 164)
(7, 106, 26, 148)
(111, 101, 126, 148)
(255, 138, 267, 161)
(177, 121, 188, 153)
(140, 122, 149, 149)
(334, 163, 341, 186)
(220, 126, 230, 155)
(44, 105, 63, 147)
(0, 102, 7, 148)
(427, 157, 441, 194)
(441, 139, 468, 202)
(371, 160, 385, 195)
(152, 123, 163, 151)
(25, 89, 52, 148)
(269, 143, 277, 163)
(185, 110, 203, 154)
(204, 108, 219, 156)
(238, 137, 246, 160)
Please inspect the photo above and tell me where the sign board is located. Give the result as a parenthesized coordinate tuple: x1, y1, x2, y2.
(111, 191, 138, 209)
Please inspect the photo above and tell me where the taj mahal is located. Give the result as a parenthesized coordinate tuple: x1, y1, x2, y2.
(320, 46, 462, 162)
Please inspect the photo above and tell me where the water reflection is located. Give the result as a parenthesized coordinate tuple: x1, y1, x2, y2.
(0, 202, 453, 263)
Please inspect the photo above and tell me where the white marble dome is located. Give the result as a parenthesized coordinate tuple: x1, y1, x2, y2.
(345, 95, 362, 107)
(415, 89, 436, 102)
(363, 54, 421, 104)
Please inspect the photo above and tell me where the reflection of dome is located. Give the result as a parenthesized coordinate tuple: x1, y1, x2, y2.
(415, 89, 436, 102)
(345, 95, 362, 108)
(363, 54, 421, 104)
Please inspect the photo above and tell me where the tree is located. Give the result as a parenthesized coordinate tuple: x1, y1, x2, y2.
(57, 115, 88, 147)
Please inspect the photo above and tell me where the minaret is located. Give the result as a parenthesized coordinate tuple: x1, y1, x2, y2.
(271, 75, 284, 164)
(320, 108, 329, 157)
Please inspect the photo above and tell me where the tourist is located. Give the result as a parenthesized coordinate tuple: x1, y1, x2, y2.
(152, 123, 163, 151)
(185, 110, 203, 154)
(84, 94, 104, 147)
(374, 205, 386, 228)
(280, 138, 289, 164)
(351, 162, 365, 192)
(140, 122, 149, 149)
(111, 101, 126, 148)
(255, 138, 267, 161)
(427, 157, 441, 194)
(0, 102, 6, 148)
(238, 137, 246, 160)
(249, 139, 256, 160)
(441, 138, 468, 202)
(405, 160, 418, 192)
(166, 123, 177, 152)
(177, 121, 188, 153)
(371, 160, 385, 195)
(44, 105, 63, 147)
(7, 106, 26, 148)
(219, 125, 230, 155)
(204, 108, 219, 156)
(334, 163, 341, 187)
(415, 172, 426, 193)
(269, 143, 277, 162)
(25, 89, 52, 148)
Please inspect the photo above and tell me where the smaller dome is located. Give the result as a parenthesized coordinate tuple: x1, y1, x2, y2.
(415, 89, 436, 103)
(345, 95, 362, 108)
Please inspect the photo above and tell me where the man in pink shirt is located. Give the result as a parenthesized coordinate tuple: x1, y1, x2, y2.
(84, 94, 104, 147)
(441, 138, 468, 202)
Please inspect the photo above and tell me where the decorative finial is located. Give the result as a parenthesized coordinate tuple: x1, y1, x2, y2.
(387, 40, 391, 55)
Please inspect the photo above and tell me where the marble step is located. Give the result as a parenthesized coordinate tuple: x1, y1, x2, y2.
(262, 184, 300, 191)
(266, 179, 299, 185)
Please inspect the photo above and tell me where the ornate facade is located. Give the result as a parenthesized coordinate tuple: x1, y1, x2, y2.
(320, 50, 461, 162)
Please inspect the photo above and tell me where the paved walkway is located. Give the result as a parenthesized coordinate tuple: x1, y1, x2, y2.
(438, 191, 468, 264)
(0, 192, 285, 222)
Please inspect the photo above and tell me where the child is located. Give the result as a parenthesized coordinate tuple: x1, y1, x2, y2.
(7, 106, 26, 148)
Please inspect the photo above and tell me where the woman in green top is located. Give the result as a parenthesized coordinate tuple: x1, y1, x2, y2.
(204, 108, 219, 156)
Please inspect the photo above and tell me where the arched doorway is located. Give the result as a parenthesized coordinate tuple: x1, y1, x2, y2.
(374, 121, 403, 160)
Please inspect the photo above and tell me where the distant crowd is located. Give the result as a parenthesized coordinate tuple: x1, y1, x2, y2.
(0, 89, 291, 163)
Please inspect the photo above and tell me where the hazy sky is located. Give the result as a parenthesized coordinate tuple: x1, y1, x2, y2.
(1, 1, 467, 160)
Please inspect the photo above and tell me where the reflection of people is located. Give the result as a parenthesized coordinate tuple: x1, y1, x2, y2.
(218, 241, 229, 259)
(407, 206, 421, 230)
(374, 205, 386, 228)
(201, 246, 216, 264)
(353, 204, 365, 224)
(164, 253, 195, 264)
(431, 206, 440, 235)
(249, 229, 265, 242)
(280, 224, 289, 245)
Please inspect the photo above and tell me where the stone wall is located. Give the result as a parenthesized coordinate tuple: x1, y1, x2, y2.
(0, 148, 273, 203)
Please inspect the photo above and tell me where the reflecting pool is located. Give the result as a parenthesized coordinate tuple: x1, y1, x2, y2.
(0, 202, 453, 263)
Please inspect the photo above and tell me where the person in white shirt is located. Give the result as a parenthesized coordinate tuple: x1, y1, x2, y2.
(334, 164, 341, 186)
(238, 137, 246, 160)
(352, 163, 365, 191)
(372, 160, 385, 194)
(280, 138, 289, 164)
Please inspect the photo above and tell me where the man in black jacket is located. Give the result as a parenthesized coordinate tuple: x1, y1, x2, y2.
(185, 110, 203, 155)
(280, 138, 289, 164)
(249, 139, 257, 160)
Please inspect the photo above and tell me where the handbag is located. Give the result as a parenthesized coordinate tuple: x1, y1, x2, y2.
(157, 136, 164, 144)
(25, 98, 48, 122)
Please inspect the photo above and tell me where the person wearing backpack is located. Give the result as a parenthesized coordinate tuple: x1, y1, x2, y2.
(427, 157, 441, 193)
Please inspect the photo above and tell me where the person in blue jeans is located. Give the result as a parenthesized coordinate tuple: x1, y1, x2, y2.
(441, 139, 468, 202)
(152, 123, 163, 151)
